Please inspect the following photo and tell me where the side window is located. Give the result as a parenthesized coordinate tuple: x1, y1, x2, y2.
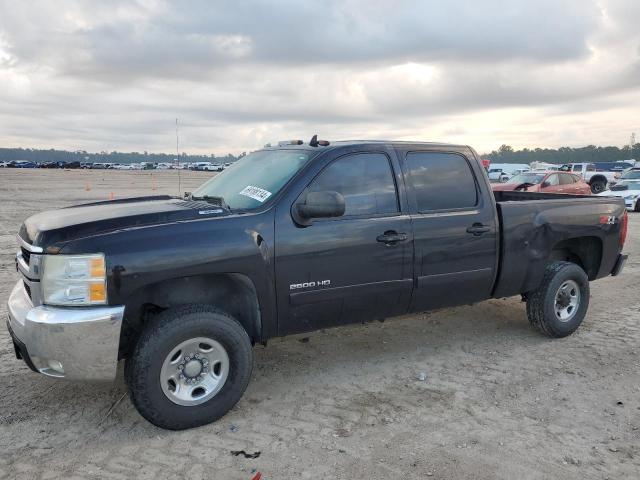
(307, 153, 398, 216)
(405, 152, 478, 211)
(586, 164, 596, 172)
(559, 173, 574, 185)
(573, 164, 583, 173)
(545, 174, 560, 186)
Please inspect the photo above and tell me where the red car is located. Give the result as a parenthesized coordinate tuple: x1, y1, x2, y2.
(492, 171, 591, 195)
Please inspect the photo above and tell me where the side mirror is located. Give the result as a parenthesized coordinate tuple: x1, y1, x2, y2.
(541, 181, 550, 188)
(184, 191, 191, 199)
(293, 191, 345, 226)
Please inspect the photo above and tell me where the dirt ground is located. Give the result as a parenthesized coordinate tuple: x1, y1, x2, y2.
(0, 169, 638, 480)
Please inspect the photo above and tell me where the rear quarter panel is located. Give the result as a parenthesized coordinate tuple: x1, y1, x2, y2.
(493, 194, 625, 298)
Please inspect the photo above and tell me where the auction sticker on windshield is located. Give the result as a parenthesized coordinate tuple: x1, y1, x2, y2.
(239, 185, 272, 202)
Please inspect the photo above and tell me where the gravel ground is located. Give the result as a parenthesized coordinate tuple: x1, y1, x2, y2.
(0, 169, 638, 480)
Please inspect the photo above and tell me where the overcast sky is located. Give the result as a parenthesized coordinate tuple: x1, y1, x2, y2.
(0, 0, 639, 155)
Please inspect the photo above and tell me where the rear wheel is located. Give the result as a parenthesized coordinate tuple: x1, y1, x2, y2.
(590, 180, 606, 194)
(635, 198, 640, 212)
(526, 261, 590, 337)
(125, 305, 253, 430)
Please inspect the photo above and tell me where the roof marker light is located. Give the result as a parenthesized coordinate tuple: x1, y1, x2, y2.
(309, 135, 330, 147)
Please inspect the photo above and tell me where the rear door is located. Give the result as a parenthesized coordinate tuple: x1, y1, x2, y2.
(398, 148, 498, 312)
(572, 174, 591, 194)
(558, 172, 577, 193)
(274, 147, 414, 335)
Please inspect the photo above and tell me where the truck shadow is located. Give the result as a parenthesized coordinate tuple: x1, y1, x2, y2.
(1, 297, 547, 438)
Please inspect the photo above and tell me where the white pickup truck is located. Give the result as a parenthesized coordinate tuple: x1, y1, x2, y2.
(560, 163, 619, 194)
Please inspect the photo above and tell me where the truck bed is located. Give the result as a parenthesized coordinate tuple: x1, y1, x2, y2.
(492, 191, 625, 298)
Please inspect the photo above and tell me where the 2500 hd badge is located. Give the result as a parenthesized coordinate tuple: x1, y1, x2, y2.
(289, 280, 331, 290)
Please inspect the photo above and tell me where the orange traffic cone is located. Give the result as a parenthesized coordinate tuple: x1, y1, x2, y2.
(85, 181, 91, 191)
(151, 173, 157, 191)
(109, 192, 115, 200)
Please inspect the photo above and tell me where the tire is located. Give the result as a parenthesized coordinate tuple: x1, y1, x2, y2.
(635, 199, 640, 213)
(590, 180, 606, 194)
(526, 261, 590, 338)
(125, 304, 253, 430)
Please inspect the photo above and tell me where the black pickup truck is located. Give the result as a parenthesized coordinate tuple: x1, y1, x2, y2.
(7, 139, 628, 430)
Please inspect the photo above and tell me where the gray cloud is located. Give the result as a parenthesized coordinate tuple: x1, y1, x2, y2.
(2, 0, 602, 79)
(0, 0, 638, 154)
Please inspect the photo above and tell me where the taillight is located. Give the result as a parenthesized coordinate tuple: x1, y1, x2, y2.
(619, 210, 628, 248)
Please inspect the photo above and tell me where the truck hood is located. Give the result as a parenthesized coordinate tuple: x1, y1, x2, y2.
(19, 195, 230, 248)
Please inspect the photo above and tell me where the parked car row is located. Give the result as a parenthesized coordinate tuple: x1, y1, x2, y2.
(487, 161, 639, 194)
(0, 160, 234, 170)
(492, 171, 592, 195)
(1, 160, 45, 168)
(491, 165, 640, 212)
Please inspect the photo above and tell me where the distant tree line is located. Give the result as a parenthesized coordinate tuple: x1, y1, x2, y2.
(2, 144, 638, 166)
(0, 148, 244, 164)
(484, 144, 639, 165)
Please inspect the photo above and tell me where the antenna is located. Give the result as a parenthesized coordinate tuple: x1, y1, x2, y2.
(176, 118, 181, 196)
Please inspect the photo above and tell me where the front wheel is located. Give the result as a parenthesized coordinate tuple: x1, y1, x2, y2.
(125, 305, 253, 430)
(526, 261, 590, 338)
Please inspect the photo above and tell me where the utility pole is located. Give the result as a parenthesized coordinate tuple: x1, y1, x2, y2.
(176, 118, 181, 196)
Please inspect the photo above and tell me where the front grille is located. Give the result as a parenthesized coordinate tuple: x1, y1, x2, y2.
(23, 280, 32, 300)
(20, 247, 31, 265)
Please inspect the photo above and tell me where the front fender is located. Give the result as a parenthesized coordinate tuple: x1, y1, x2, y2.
(58, 212, 278, 339)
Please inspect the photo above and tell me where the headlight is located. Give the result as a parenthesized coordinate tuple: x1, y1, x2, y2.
(42, 254, 107, 305)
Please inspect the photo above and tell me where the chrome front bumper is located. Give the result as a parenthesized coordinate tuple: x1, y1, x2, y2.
(6, 280, 124, 381)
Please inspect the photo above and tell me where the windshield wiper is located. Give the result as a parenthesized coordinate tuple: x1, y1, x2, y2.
(190, 195, 232, 211)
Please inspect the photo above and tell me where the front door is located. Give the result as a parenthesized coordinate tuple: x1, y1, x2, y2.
(274, 150, 413, 335)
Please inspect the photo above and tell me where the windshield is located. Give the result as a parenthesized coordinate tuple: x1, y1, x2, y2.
(621, 170, 640, 180)
(192, 149, 313, 210)
(507, 173, 546, 185)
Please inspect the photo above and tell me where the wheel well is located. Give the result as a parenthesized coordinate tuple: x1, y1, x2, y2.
(589, 175, 607, 184)
(120, 273, 261, 358)
(550, 237, 602, 280)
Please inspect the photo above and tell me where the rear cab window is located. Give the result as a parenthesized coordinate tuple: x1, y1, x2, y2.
(404, 151, 479, 212)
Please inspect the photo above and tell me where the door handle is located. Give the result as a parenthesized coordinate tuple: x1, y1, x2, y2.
(466, 223, 490, 236)
(376, 230, 408, 245)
